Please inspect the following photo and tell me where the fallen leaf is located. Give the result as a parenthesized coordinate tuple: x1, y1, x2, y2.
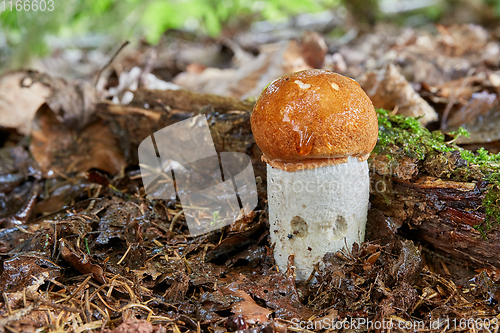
(0, 72, 51, 135)
(103, 318, 153, 333)
(447, 91, 500, 144)
(436, 24, 488, 57)
(222, 283, 272, 324)
(173, 40, 311, 99)
(59, 238, 106, 284)
(30, 103, 126, 177)
(359, 63, 438, 125)
(23, 71, 98, 131)
(0, 254, 61, 293)
(300, 30, 328, 69)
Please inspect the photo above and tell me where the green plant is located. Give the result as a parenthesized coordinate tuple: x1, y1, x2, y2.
(0, 0, 339, 70)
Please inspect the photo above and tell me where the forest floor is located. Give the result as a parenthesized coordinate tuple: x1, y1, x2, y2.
(1, 15, 500, 332)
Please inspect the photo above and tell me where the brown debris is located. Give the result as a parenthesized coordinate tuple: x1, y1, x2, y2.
(4, 20, 500, 333)
(24, 71, 98, 131)
(30, 103, 126, 177)
(0, 255, 61, 293)
(308, 240, 422, 322)
(130, 88, 254, 113)
(448, 92, 500, 144)
(103, 318, 154, 333)
(59, 238, 106, 284)
(360, 63, 439, 125)
(222, 284, 272, 324)
(300, 31, 328, 69)
(436, 24, 489, 58)
(172, 40, 312, 99)
(0, 72, 51, 135)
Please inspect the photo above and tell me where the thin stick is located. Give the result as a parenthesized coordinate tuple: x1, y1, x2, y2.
(170, 210, 184, 231)
(61, 275, 92, 304)
(3, 292, 12, 315)
(94, 41, 130, 87)
(117, 244, 132, 265)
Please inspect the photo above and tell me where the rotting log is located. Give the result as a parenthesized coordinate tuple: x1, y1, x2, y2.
(367, 110, 500, 268)
(368, 173, 498, 266)
(96, 90, 500, 268)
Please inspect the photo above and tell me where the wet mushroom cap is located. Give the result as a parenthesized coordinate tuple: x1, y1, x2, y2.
(251, 69, 378, 171)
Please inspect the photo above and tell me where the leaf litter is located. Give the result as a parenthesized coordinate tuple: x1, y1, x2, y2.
(1, 17, 500, 332)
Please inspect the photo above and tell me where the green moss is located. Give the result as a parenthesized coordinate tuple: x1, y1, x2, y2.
(476, 185, 500, 237)
(375, 109, 500, 237)
(460, 148, 500, 166)
(375, 109, 456, 160)
(375, 108, 500, 167)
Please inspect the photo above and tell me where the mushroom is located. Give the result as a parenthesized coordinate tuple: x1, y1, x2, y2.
(250, 69, 378, 280)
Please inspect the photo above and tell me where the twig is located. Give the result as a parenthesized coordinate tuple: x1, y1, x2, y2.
(2, 292, 12, 315)
(170, 210, 184, 231)
(0, 304, 34, 327)
(60, 275, 92, 304)
(94, 41, 130, 87)
(117, 244, 132, 265)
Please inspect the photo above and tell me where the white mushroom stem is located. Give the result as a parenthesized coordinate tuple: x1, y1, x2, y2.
(267, 156, 370, 281)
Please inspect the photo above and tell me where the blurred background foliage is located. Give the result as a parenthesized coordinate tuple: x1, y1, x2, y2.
(0, 0, 339, 68)
(0, 0, 499, 70)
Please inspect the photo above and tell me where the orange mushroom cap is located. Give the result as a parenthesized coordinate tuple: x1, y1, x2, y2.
(251, 69, 378, 172)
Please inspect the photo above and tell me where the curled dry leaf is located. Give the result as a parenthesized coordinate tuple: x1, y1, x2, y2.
(222, 283, 273, 324)
(22, 71, 98, 131)
(447, 91, 500, 144)
(30, 103, 73, 177)
(30, 103, 126, 177)
(0, 72, 51, 135)
(359, 63, 438, 125)
(59, 238, 106, 284)
(173, 40, 312, 99)
(300, 30, 328, 69)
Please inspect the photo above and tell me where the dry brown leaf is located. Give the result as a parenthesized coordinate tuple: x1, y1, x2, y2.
(448, 92, 500, 144)
(30, 103, 126, 177)
(103, 318, 153, 333)
(300, 30, 328, 69)
(436, 24, 488, 57)
(30, 103, 74, 176)
(447, 90, 497, 129)
(360, 63, 438, 125)
(59, 238, 106, 284)
(173, 40, 311, 99)
(312, 308, 338, 330)
(0, 72, 51, 134)
(222, 284, 272, 324)
(424, 75, 483, 103)
(0, 255, 61, 294)
(23, 71, 98, 131)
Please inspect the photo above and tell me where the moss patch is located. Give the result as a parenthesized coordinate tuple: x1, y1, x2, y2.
(375, 109, 456, 159)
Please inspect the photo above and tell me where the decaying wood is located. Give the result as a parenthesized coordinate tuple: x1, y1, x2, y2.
(369, 174, 499, 266)
(96, 89, 499, 268)
(130, 88, 254, 113)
